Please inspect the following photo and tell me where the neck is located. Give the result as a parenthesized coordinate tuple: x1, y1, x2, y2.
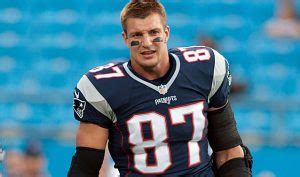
(131, 56, 170, 80)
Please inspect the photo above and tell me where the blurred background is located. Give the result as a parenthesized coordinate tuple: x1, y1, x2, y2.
(0, 0, 300, 176)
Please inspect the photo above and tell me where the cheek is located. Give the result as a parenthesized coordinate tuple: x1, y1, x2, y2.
(130, 47, 139, 56)
(155, 42, 164, 51)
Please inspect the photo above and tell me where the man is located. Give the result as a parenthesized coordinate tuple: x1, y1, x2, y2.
(68, 0, 252, 176)
(23, 140, 47, 177)
(3, 150, 24, 177)
(264, 0, 300, 39)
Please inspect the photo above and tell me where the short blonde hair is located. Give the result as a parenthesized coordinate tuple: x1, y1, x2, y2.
(120, 0, 167, 33)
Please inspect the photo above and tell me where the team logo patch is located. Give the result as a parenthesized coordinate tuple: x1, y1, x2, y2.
(73, 91, 86, 118)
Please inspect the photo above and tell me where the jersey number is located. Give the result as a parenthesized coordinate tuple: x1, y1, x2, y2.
(89, 63, 125, 79)
(127, 101, 206, 174)
(178, 47, 211, 62)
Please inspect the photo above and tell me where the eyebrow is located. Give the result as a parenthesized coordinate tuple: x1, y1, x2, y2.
(129, 28, 162, 36)
(149, 28, 161, 31)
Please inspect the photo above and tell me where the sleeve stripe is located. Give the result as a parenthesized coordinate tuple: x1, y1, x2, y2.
(208, 49, 227, 102)
(77, 75, 117, 123)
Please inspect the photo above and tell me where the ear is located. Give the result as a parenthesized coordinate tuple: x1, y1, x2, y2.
(122, 31, 130, 48)
(164, 25, 170, 43)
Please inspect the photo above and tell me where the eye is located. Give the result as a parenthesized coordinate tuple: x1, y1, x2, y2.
(150, 30, 160, 35)
(131, 33, 142, 38)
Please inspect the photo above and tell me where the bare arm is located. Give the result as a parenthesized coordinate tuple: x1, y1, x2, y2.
(214, 145, 244, 168)
(76, 122, 109, 149)
(68, 123, 109, 177)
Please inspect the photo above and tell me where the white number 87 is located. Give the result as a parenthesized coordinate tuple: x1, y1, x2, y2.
(126, 101, 206, 174)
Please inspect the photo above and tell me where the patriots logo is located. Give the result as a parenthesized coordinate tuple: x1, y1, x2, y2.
(73, 91, 86, 118)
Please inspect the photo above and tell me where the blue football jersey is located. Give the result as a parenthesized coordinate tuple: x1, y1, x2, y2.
(73, 46, 231, 177)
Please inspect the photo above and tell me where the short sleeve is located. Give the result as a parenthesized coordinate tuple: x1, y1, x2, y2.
(208, 49, 232, 108)
(73, 75, 116, 128)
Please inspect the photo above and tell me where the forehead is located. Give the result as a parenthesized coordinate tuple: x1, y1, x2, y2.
(126, 13, 164, 33)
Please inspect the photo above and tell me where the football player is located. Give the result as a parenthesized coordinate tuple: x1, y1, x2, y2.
(68, 0, 252, 176)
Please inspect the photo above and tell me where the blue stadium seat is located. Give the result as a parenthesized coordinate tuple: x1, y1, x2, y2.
(85, 1, 125, 14)
(84, 23, 122, 38)
(0, 31, 22, 48)
(0, 102, 74, 126)
(0, 7, 24, 25)
(0, 104, 11, 121)
(284, 111, 300, 134)
(0, 0, 28, 10)
(233, 106, 273, 135)
(243, 1, 275, 24)
(29, 0, 85, 13)
(164, 1, 196, 16)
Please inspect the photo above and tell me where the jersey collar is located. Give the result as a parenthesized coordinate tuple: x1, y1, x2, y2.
(123, 53, 180, 95)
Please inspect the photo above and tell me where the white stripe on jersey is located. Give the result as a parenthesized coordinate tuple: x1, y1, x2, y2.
(77, 75, 117, 123)
(208, 49, 227, 102)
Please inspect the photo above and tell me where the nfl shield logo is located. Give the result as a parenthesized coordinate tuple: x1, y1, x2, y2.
(158, 84, 168, 95)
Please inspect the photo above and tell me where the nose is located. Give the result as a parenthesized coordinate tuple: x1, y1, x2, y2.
(141, 34, 152, 47)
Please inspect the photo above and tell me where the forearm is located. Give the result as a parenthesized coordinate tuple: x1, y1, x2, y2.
(213, 145, 253, 177)
(68, 123, 109, 177)
(215, 145, 244, 168)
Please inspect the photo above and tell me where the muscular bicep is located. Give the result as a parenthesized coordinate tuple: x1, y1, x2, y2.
(76, 122, 109, 150)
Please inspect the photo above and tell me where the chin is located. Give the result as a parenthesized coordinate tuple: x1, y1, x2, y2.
(136, 56, 156, 65)
(141, 59, 159, 69)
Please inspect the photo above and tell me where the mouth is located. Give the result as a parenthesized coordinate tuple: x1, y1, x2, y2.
(140, 50, 156, 58)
